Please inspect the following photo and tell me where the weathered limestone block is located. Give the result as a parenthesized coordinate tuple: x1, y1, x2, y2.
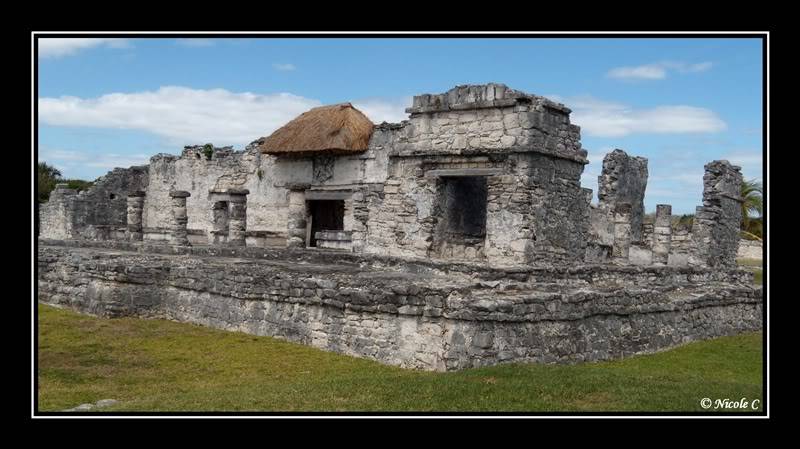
(169, 191, 191, 246)
(286, 190, 306, 248)
(652, 204, 672, 266)
(39, 184, 78, 239)
(612, 203, 632, 264)
(629, 244, 653, 266)
(689, 161, 743, 267)
(226, 189, 249, 247)
(737, 239, 763, 260)
(126, 191, 145, 241)
(210, 201, 229, 245)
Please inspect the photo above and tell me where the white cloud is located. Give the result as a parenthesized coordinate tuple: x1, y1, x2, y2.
(352, 97, 412, 124)
(40, 149, 88, 162)
(40, 148, 151, 178)
(38, 38, 130, 58)
(681, 61, 713, 73)
(608, 64, 667, 80)
(38, 86, 322, 146)
(557, 96, 726, 138)
(607, 61, 713, 80)
(272, 63, 296, 71)
(176, 38, 216, 47)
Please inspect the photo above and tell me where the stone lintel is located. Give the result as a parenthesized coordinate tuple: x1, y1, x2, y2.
(210, 192, 249, 204)
(127, 190, 146, 197)
(209, 188, 249, 196)
(424, 168, 504, 178)
(305, 190, 353, 201)
(284, 183, 311, 191)
(392, 147, 588, 165)
(169, 190, 191, 198)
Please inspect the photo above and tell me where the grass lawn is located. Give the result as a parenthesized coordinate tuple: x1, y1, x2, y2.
(37, 303, 763, 413)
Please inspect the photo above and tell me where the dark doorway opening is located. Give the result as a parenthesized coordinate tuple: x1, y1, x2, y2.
(307, 200, 344, 247)
(443, 176, 488, 238)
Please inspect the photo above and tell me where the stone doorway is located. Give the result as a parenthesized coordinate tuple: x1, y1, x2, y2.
(306, 200, 345, 247)
(434, 176, 488, 258)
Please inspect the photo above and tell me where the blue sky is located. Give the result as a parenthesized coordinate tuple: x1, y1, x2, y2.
(36, 36, 764, 214)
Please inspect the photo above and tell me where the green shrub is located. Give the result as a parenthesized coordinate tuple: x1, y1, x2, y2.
(63, 179, 94, 193)
(202, 144, 214, 160)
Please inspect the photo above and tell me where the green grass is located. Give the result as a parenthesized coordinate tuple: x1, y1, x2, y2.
(737, 258, 763, 268)
(37, 303, 763, 413)
(737, 258, 764, 285)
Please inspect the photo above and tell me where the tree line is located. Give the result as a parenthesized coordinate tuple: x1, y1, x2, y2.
(37, 162, 93, 203)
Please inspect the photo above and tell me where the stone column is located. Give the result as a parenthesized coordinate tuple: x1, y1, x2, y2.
(652, 204, 672, 266)
(210, 201, 229, 245)
(286, 189, 307, 248)
(226, 189, 249, 247)
(597, 149, 649, 243)
(126, 191, 146, 241)
(169, 190, 191, 246)
(612, 203, 632, 264)
(689, 161, 743, 267)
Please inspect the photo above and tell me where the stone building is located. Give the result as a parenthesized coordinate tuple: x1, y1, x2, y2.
(39, 83, 746, 269)
(37, 83, 761, 371)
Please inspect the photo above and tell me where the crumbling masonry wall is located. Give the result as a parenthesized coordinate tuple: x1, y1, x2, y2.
(594, 158, 744, 268)
(39, 166, 149, 240)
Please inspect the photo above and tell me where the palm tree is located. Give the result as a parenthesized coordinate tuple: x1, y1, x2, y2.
(37, 161, 62, 203)
(740, 179, 763, 240)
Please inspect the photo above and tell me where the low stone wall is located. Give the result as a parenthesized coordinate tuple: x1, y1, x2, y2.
(37, 240, 762, 371)
(738, 239, 763, 260)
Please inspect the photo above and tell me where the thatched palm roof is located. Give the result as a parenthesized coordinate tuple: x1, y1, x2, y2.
(258, 103, 374, 155)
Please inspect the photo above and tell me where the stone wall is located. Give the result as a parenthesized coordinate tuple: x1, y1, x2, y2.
(144, 145, 280, 237)
(38, 240, 762, 371)
(142, 140, 391, 246)
(364, 84, 589, 266)
(364, 152, 589, 266)
(396, 84, 584, 161)
(39, 166, 149, 240)
(738, 239, 763, 260)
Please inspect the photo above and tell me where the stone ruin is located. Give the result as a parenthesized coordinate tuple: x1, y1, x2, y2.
(37, 83, 762, 371)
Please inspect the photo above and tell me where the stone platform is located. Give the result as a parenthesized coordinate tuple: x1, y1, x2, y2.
(37, 239, 762, 371)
